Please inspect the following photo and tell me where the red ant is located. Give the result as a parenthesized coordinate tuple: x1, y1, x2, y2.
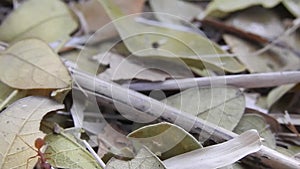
(19, 137, 51, 169)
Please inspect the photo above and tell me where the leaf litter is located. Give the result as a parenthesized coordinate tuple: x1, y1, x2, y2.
(0, 0, 300, 169)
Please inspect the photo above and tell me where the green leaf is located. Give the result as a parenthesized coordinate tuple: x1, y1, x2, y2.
(127, 122, 202, 160)
(0, 39, 71, 89)
(164, 87, 245, 131)
(106, 147, 166, 169)
(44, 130, 102, 169)
(0, 96, 64, 169)
(234, 114, 276, 149)
(267, 84, 297, 108)
(203, 0, 281, 18)
(97, 0, 245, 73)
(0, 0, 78, 43)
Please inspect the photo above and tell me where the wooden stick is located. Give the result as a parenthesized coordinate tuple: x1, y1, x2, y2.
(198, 18, 300, 57)
(124, 71, 300, 91)
(68, 66, 300, 168)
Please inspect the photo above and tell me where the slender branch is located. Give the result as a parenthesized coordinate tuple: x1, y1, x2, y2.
(199, 18, 300, 57)
(123, 71, 300, 91)
(67, 65, 300, 168)
(0, 89, 19, 110)
(83, 140, 106, 168)
(200, 18, 269, 45)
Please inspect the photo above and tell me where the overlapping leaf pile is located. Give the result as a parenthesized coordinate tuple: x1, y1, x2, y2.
(0, 0, 300, 169)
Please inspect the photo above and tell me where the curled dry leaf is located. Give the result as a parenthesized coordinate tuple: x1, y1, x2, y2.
(0, 0, 78, 43)
(0, 38, 71, 89)
(127, 122, 202, 160)
(106, 147, 166, 169)
(0, 96, 64, 169)
(163, 130, 262, 169)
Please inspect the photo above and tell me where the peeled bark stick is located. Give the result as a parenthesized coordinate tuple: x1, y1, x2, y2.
(69, 67, 300, 168)
(124, 71, 300, 91)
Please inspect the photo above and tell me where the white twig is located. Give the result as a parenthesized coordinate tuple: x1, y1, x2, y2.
(83, 140, 106, 168)
(124, 71, 300, 91)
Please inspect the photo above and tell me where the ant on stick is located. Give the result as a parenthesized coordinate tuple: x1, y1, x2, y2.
(19, 137, 51, 169)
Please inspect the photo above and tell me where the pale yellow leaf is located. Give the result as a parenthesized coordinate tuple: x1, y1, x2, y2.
(0, 39, 71, 89)
(0, 0, 78, 43)
(0, 96, 64, 169)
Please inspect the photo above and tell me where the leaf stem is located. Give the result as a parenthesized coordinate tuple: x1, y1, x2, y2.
(0, 89, 19, 110)
(83, 140, 106, 169)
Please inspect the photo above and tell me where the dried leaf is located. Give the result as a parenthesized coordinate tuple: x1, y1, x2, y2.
(44, 130, 102, 169)
(106, 147, 166, 169)
(0, 96, 64, 169)
(223, 7, 300, 73)
(203, 0, 281, 18)
(0, 0, 78, 43)
(75, 0, 145, 33)
(98, 0, 245, 73)
(127, 122, 202, 160)
(224, 34, 300, 73)
(163, 130, 262, 169)
(97, 124, 133, 159)
(149, 0, 202, 24)
(234, 114, 276, 149)
(164, 87, 245, 132)
(267, 84, 297, 108)
(0, 39, 71, 89)
(226, 7, 284, 39)
(96, 52, 193, 81)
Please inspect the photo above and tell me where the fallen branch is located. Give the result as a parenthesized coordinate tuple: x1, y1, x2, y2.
(67, 65, 300, 168)
(124, 71, 300, 91)
(198, 18, 300, 57)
